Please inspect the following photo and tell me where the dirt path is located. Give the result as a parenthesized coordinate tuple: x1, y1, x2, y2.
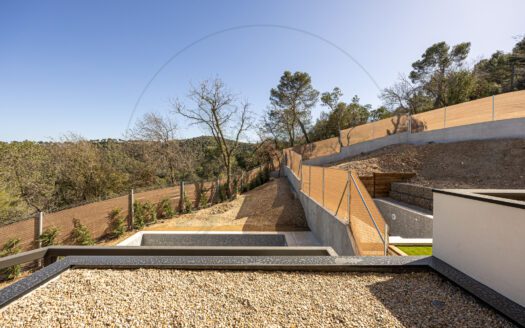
(144, 177, 308, 232)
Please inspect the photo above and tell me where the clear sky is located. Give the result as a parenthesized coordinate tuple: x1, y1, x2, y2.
(1, 0, 524, 141)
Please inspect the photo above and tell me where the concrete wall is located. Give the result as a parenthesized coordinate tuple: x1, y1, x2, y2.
(283, 165, 357, 255)
(375, 198, 433, 238)
(390, 183, 433, 210)
(304, 117, 525, 166)
(433, 192, 525, 307)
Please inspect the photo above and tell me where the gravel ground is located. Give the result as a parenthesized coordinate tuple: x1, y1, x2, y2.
(331, 139, 525, 189)
(0, 269, 515, 327)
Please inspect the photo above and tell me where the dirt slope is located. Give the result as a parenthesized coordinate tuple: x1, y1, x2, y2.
(330, 139, 525, 189)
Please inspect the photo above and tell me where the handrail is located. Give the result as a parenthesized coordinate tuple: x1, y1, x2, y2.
(349, 173, 387, 250)
(0, 246, 336, 270)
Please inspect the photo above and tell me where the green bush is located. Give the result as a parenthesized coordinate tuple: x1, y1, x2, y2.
(39, 226, 60, 247)
(107, 208, 126, 239)
(71, 218, 95, 245)
(134, 201, 157, 228)
(198, 189, 209, 209)
(1, 238, 21, 280)
(180, 192, 193, 214)
(157, 199, 175, 220)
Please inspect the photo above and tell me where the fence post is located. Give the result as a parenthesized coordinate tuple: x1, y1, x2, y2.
(34, 211, 44, 248)
(492, 95, 495, 121)
(384, 224, 390, 256)
(372, 172, 376, 198)
(127, 189, 134, 230)
(179, 181, 185, 212)
(347, 172, 351, 223)
(444, 106, 447, 128)
(408, 113, 412, 133)
(322, 167, 325, 206)
(300, 161, 303, 191)
(309, 165, 311, 196)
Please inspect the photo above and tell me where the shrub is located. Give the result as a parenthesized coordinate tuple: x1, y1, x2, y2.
(198, 189, 209, 209)
(134, 201, 157, 228)
(1, 238, 21, 280)
(156, 199, 175, 220)
(180, 192, 193, 214)
(71, 218, 95, 245)
(107, 208, 126, 239)
(39, 227, 60, 247)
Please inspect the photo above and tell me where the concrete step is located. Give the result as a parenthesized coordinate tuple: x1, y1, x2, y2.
(374, 197, 433, 239)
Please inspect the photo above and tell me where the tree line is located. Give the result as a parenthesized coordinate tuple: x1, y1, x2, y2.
(1, 36, 524, 223)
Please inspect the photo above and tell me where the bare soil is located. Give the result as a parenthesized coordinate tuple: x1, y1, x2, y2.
(331, 139, 525, 189)
(147, 177, 307, 231)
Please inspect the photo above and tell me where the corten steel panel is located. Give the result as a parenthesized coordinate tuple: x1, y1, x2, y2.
(494, 90, 525, 120)
(323, 168, 349, 220)
(301, 165, 311, 195)
(309, 166, 324, 206)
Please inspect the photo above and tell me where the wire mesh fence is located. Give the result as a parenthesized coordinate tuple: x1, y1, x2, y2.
(0, 163, 273, 251)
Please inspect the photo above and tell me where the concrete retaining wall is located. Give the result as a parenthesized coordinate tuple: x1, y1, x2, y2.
(374, 198, 433, 238)
(304, 118, 525, 166)
(390, 183, 433, 210)
(283, 166, 357, 255)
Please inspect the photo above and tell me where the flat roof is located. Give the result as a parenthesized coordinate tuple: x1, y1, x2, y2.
(0, 268, 515, 327)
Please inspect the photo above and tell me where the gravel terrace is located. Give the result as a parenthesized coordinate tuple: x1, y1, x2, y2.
(0, 269, 515, 327)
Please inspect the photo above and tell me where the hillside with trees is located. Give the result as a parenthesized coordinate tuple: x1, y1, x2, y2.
(1, 36, 524, 224)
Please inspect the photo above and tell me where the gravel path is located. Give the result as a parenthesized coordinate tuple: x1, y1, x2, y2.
(0, 269, 515, 327)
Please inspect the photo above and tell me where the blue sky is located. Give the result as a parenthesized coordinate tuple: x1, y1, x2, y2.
(1, 0, 524, 141)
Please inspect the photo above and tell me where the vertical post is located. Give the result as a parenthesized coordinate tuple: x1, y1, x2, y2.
(127, 189, 134, 230)
(308, 166, 311, 196)
(347, 172, 351, 223)
(35, 211, 44, 248)
(444, 107, 447, 128)
(408, 113, 412, 133)
(322, 167, 325, 206)
(179, 181, 185, 212)
(492, 95, 495, 121)
(372, 172, 376, 198)
(384, 224, 390, 256)
(300, 161, 303, 191)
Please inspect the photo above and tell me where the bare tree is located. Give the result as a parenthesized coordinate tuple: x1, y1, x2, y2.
(172, 79, 252, 198)
(128, 112, 189, 184)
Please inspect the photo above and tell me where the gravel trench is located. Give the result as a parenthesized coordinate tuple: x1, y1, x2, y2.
(0, 269, 515, 327)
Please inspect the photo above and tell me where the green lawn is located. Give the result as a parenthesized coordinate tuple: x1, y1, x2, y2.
(397, 246, 432, 256)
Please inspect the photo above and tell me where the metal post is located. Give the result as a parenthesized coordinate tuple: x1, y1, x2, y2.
(308, 166, 311, 196)
(408, 113, 412, 133)
(300, 161, 303, 191)
(384, 224, 390, 256)
(127, 189, 134, 230)
(179, 181, 185, 212)
(444, 107, 447, 128)
(35, 212, 44, 248)
(322, 167, 325, 206)
(492, 95, 495, 121)
(347, 172, 351, 223)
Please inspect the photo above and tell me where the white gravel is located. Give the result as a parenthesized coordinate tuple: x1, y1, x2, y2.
(0, 269, 515, 327)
